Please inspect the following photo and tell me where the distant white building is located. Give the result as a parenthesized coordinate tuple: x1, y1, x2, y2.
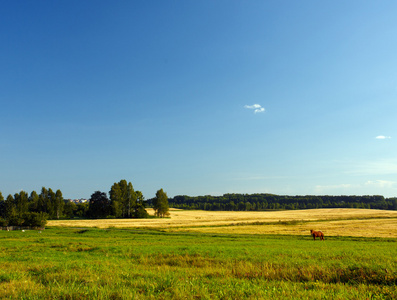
(65, 199, 89, 204)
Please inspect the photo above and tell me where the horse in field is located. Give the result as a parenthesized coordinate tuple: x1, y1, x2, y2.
(310, 230, 324, 241)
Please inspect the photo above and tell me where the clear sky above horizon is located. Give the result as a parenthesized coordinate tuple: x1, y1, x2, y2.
(1, 1, 397, 199)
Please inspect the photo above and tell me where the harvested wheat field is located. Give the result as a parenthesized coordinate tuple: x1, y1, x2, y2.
(179, 218, 397, 238)
(48, 208, 397, 238)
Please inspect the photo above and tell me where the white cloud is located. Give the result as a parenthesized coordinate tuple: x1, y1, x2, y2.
(245, 104, 261, 109)
(245, 104, 265, 113)
(365, 180, 395, 188)
(376, 135, 391, 139)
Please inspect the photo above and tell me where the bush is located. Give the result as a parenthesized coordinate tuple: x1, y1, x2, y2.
(135, 206, 149, 218)
(7, 215, 25, 226)
(0, 218, 8, 226)
(23, 212, 48, 228)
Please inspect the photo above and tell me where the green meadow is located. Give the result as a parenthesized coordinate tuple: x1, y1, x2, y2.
(0, 228, 396, 299)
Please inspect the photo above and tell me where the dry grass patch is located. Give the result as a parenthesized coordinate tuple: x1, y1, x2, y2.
(47, 208, 397, 238)
(0, 279, 42, 298)
(174, 218, 397, 238)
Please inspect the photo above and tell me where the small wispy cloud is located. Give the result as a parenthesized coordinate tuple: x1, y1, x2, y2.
(365, 180, 395, 188)
(244, 104, 265, 114)
(376, 135, 391, 139)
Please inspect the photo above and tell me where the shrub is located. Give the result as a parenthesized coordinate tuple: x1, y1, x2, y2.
(0, 217, 8, 226)
(23, 212, 48, 228)
(135, 206, 149, 218)
(7, 215, 25, 226)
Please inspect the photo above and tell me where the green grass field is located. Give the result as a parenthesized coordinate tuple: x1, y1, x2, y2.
(0, 227, 396, 299)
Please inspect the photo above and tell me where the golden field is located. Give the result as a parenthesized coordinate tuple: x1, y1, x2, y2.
(47, 208, 397, 238)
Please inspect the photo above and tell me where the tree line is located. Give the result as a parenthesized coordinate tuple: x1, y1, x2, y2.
(167, 194, 397, 211)
(0, 187, 63, 228)
(0, 180, 170, 227)
(2, 183, 396, 227)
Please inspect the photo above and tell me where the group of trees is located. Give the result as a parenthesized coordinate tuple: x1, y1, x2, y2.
(0, 187, 64, 227)
(87, 180, 170, 219)
(0, 180, 170, 227)
(87, 180, 149, 219)
(168, 194, 397, 211)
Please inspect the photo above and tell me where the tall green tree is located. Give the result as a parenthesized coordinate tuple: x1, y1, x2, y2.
(88, 191, 110, 219)
(134, 190, 148, 218)
(153, 188, 169, 218)
(118, 180, 128, 217)
(109, 182, 123, 218)
(28, 191, 39, 212)
(5, 194, 25, 226)
(0, 192, 6, 225)
(63, 201, 77, 219)
(14, 191, 29, 217)
(47, 188, 56, 218)
(54, 189, 64, 219)
(126, 182, 137, 218)
(37, 187, 48, 214)
(4, 195, 16, 219)
(0, 192, 5, 218)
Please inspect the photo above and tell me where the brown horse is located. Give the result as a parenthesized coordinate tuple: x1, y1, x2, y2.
(310, 230, 324, 241)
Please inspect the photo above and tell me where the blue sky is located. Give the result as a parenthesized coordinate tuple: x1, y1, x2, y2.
(1, 1, 397, 199)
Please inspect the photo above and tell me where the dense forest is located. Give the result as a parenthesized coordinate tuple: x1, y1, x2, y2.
(166, 194, 397, 211)
(1, 183, 397, 227)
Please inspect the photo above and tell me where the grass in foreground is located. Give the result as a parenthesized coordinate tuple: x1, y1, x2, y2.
(0, 228, 396, 299)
